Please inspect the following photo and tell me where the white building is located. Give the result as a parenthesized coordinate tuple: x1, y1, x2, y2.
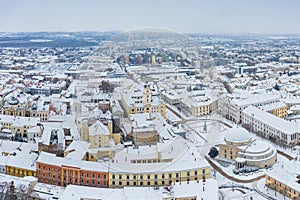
(241, 106, 299, 146)
(218, 92, 281, 123)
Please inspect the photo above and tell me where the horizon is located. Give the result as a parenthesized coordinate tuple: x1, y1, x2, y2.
(1, 0, 300, 34)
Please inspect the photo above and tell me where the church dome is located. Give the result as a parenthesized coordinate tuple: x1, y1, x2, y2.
(224, 127, 252, 144)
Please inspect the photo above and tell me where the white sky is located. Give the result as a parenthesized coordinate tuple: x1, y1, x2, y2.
(1, 0, 300, 34)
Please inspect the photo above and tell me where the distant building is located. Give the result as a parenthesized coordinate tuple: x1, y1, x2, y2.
(160, 90, 181, 106)
(0, 114, 40, 142)
(121, 83, 166, 118)
(151, 54, 156, 65)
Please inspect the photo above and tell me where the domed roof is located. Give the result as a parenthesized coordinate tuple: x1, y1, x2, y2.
(224, 127, 251, 144)
(9, 97, 19, 105)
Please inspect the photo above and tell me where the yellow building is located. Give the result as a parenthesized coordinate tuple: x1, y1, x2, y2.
(181, 93, 218, 117)
(122, 84, 167, 118)
(0, 140, 38, 178)
(219, 127, 277, 169)
(108, 136, 211, 188)
(0, 114, 40, 141)
(80, 119, 120, 147)
(265, 173, 300, 199)
(259, 102, 288, 118)
(2, 104, 26, 117)
(151, 54, 156, 65)
(6, 166, 36, 178)
(109, 168, 210, 188)
(78, 119, 119, 161)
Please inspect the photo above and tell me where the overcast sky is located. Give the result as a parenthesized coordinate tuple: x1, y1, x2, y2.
(1, 0, 300, 34)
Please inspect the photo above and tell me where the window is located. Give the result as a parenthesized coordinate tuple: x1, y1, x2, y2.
(140, 175, 143, 180)
(112, 181, 115, 185)
(154, 175, 158, 179)
(127, 175, 130, 179)
(112, 175, 115, 179)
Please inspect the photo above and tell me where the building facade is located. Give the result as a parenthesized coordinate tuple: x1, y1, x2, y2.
(121, 84, 166, 118)
(242, 106, 299, 146)
(36, 152, 109, 188)
(219, 127, 277, 169)
(108, 168, 210, 188)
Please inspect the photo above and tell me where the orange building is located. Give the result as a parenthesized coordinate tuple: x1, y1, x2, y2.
(36, 152, 108, 188)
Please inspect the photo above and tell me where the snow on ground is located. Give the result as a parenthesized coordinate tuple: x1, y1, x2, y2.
(211, 153, 289, 181)
(256, 178, 289, 200)
(210, 157, 264, 180)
